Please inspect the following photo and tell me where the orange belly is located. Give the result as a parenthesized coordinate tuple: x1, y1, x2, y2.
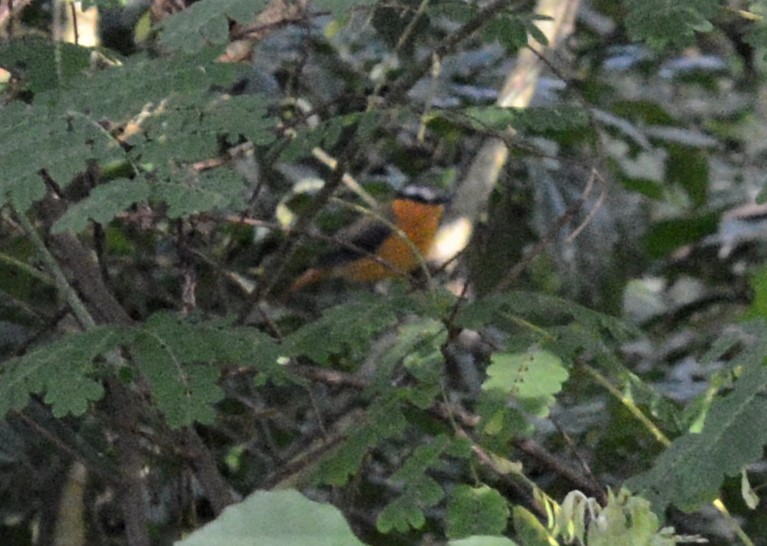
(340, 200, 443, 281)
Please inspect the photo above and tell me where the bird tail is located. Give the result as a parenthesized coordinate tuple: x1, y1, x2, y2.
(287, 267, 331, 294)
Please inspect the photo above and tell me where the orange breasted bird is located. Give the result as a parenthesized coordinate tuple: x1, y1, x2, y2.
(289, 185, 449, 293)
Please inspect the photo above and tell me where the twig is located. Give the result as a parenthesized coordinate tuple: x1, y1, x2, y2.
(15, 400, 120, 484)
(0, 249, 55, 286)
(312, 148, 378, 208)
(12, 206, 96, 329)
(68, 1, 79, 45)
(385, 0, 523, 103)
(493, 168, 598, 293)
(580, 363, 669, 447)
(235, 160, 348, 321)
(367, 0, 432, 103)
(565, 170, 605, 242)
(0, 0, 34, 34)
(580, 361, 756, 546)
(514, 437, 605, 504)
(551, 417, 604, 502)
(291, 361, 600, 500)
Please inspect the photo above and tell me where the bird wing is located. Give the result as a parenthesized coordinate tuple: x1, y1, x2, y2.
(317, 220, 392, 267)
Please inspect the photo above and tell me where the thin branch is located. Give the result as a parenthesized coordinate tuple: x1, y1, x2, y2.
(385, 0, 523, 103)
(235, 160, 348, 321)
(580, 361, 756, 546)
(579, 362, 669, 447)
(493, 168, 599, 293)
(12, 206, 96, 329)
(68, 1, 79, 45)
(513, 437, 605, 504)
(551, 417, 604, 503)
(15, 400, 120, 485)
(0, 249, 55, 286)
(0, 0, 34, 34)
(290, 362, 597, 500)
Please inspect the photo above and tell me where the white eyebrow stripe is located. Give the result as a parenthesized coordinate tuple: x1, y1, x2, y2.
(397, 185, 446, 204)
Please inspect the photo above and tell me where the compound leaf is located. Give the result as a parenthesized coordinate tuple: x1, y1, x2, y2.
(624, 0, 718, 50)
(285, 294, 400, 365)
(53, 178, 151, 233)
(0, 327, 121, 418)
(627, 322, 767, 511)
(446, 485, 509, 539)
(482, 349, 568, 417)
(377, 434, 456, 533)
(0, 37, 91, 93)
(314, 396, 407, 486)
(159, 0, 270, 53)
(128, 313, 280, 427)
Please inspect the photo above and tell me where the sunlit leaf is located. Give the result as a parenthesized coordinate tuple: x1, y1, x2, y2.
(175, 489, 366, 546)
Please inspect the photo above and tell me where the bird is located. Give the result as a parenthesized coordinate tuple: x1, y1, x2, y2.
(288, 185, 449, 293)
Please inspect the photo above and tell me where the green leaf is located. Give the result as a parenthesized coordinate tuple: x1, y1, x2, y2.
(742, 469, 760, 510)
(624, 0, 719, 49)
(643, 212, 719, 258)
(744, 264, 767, 320)
(377, 493, 428, 533)
(482, 349, 568, 417)
(279, 112, 383, 162)
(0, 327, 121, 418)
(159, 0, 270, 53)
(0, 52, 263, 215)
(151, 170, 248, 219)
(365, 325, 445, 408)
(482, 15, 529, 52)
(0, 37, 91, 93)
(285, 294, 399, 365)
(123, 89, 274, 182)
(0, 106, 47, 209)
(666, 146, 709, 208)
(446, 485, 509, 539)
(627, 326, 767, 511)
(53, 179, 151, 233)
(314, 0, 378, 18)
(314, 396, 407, 485)
(610, 100, 677, 126)
(399, 319, 447, 386)
(174, 489, 366, 546)
(587, 490, 666, 546)
(620, 177, 664, 200)
(431, 1, 475, 23)
(525, 16, 550, 47)
(204, 93, 276, 146)
(128, 313, 281, 427)
(131, 327, 223, 427)
(62, 51, 240, 122)
(480, 14, 549, 51)
(377, 434, 453, 533)
(477, 390, 531, 446)
(448, 537, 520, 546)
(457, 292, 636, 346)
(512, 506, 555, 546)
(0, 104, 125, 211)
